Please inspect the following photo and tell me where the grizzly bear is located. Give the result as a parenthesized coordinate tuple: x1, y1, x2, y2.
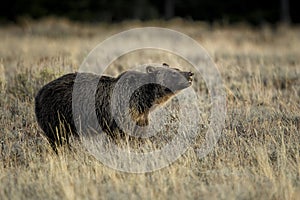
(34, 63, 194, 149)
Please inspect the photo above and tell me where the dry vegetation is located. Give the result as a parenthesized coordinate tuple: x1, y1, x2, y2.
(0, 18, 299, 199)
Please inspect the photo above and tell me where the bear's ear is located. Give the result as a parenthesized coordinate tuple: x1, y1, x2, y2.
(146, 66, 156, 73)
(162, 63, 169, 67)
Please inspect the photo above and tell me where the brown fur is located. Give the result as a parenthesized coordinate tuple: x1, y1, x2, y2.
(34, 64, 193, 149)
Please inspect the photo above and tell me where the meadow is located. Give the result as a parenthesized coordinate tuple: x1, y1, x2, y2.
(0, 18, 299, 199)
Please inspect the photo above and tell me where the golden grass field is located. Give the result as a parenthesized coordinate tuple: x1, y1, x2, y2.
(0, 18, 299, 199)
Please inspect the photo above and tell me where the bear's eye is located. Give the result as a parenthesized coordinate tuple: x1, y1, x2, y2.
(146, 66, 155, 73)
(171, 71, 178, 77)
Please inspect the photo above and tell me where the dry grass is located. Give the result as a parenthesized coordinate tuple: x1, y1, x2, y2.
(0, 18, 299, 199)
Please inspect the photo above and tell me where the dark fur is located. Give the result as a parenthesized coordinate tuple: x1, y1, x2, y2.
(35, 64, 193, 149)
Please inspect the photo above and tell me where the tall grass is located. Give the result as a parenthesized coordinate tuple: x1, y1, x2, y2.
(0, 19, 299, 199)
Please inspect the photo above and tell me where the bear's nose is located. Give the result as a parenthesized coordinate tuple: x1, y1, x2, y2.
(188, 72, 194, 76)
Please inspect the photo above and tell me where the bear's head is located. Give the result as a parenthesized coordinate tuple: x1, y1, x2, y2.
(145, 63, 194, 93)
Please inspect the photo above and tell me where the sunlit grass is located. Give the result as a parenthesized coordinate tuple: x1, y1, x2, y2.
(0, 18, 299, 199)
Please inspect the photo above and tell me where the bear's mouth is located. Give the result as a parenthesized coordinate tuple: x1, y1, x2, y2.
(183, 71, 194, 86)
(187, 72, 194, 85)
(176, 71, 194, 89)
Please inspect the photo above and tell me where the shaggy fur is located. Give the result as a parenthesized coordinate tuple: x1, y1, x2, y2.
(35, 64, 193, 149)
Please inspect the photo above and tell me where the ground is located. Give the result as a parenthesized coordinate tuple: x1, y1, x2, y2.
(0, 18, 299, 199)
